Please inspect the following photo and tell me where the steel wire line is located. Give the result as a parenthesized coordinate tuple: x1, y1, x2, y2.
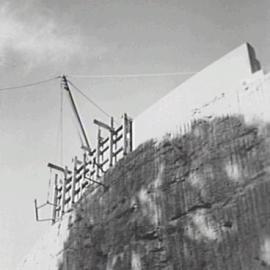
(0, 76, 60, 92)
(67, 79, 113, 120)
(68, 71, 196, 79)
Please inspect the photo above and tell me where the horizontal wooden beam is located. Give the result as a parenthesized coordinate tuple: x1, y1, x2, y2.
(100, 145, 109, 155)
(113, 147, 123, 157)
(115, 125, 123, 134)
(94, 119, 114, 133)
(77, 164, 85, 174)
(100, 137, 109, 147)
(113, 134, 123, 144)
(81, 145, 96, 155)
(48, 163, 72, 174)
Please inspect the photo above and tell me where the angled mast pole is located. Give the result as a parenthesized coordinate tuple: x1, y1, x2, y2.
(61, 75, 91, 151)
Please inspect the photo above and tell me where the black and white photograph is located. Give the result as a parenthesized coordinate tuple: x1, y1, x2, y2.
(0, 1, 270, 269)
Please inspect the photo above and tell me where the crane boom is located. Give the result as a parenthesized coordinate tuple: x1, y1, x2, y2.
(61, 75, 91, 151)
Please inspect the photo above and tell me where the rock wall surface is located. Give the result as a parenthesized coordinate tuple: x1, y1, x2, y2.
(19, 114, 270, 270)
(58, 116, 270, 270)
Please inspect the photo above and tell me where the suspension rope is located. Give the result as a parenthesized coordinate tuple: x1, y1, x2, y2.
(0, 76, 60, 92)
(67, 71, 196, 79)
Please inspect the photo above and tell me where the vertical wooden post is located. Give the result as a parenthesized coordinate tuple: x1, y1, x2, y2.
(52, 174, 58, 224)
(61, 166, 68, 216)
(96, 128, 101, 178)
(128, 117, 133, 153)
(109, 117, 114, 167)
(123, 113, 128, 155)
(81, 152, 87, 196)
(92, 156, 96, 182)
(71, 157, 77, 205)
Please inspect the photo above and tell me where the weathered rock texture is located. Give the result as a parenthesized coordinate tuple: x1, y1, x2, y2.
(56, 115, 270, 270)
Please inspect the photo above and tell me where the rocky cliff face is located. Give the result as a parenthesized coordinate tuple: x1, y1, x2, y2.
(53, 115, 270, 270)
(17, 45, 270, 270)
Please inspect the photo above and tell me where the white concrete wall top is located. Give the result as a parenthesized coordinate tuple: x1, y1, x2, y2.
(133, 43, 262, 147)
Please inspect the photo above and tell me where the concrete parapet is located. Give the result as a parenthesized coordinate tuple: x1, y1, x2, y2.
(134, 43, 262, 147)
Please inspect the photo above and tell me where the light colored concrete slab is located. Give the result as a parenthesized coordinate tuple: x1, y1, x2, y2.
(134, 43, 261, 147)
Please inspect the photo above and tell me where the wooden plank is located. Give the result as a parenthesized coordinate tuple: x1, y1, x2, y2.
(75, 173, 83, 183)
(47, 163, 72, 174)
(71, 156, 77, 204)
(113, 147, 123, 157)
(61, 167, 68, 216)
(100, 145, 109, 155)
(115, 125, 123, 134)
(66, 175, 72, 184)
(66, 184, 72, 192)
(94, 119, 115, 133)
(84, 167, 90, 174)
(123, 113, 128, 155)
(34, 199, 39, 221)
(82, 181, 89, 189)
(52, 174, 58, 224)
(95, 159, 109, 172)
(101, 159, 109, 167)
(128, 118, 133, 152)
(113, 134, 123, 144)
(77, 164, 85, 174)
(95, 161, 105, 173)
(96, 128, 101, 179)
(100, 137, 109, 146)
(65, 197, 71, 205)
(80, 152, 87, 198)
(109, 117, 114, 167)
(81, 145, 96, 156)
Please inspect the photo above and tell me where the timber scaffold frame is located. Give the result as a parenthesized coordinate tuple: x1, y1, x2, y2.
(48, 113, 132, 224)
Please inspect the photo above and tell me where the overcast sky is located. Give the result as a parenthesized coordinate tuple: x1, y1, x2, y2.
(0, 1, 269, 269)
